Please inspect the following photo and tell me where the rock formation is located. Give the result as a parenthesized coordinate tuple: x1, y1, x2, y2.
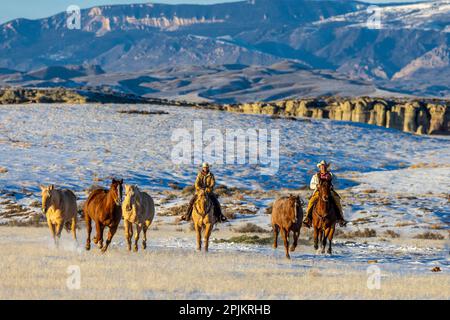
(227, 97, 449, 135)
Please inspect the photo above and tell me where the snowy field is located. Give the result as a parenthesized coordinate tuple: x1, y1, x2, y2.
(0, 103, 449, 299)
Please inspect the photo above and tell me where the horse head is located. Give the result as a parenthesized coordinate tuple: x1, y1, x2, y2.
(123, 184, 139, 211)
(110, 178, 123, 206)
(318, 179, 331, 202)
(40, 184, 55, 213)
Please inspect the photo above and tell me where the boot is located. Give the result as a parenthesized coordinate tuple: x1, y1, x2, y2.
(302, 211, 312, 228)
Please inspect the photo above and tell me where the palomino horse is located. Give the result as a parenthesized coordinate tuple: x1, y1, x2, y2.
(40, 185, 77, 246)
(192, 189, 217, 252)
(122, 185, 155, 252)
(272, 195, 303, 259)
(84, 178, 123, 253)
(312, 179, 337, 254)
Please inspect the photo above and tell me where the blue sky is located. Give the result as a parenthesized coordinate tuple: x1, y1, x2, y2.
(0, 0, 428, 24)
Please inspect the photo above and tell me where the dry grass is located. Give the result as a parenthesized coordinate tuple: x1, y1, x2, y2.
(0, 226, 448, 300)
(383, 230, 400, 238)
(335, 228, 377, 239)
(233, 223, 270, 234)
(413, 232, 445, 240)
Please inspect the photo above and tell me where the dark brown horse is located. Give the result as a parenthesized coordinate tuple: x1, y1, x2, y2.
(272, 195, 304, 259)
(313, 179, 337, 254)
(84, 178, 123, 253)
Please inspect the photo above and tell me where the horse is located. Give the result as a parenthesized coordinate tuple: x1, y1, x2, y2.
(192, 189, 217, 252)
(84, 178, 123, 253)
(271, 195, 304, 259)
(40, 185, 77, 246)
(312, 179, 337, 254)
(122, 185, 155, 252)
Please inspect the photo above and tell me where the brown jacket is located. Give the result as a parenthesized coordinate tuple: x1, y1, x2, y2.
(195, 171, 215, 193)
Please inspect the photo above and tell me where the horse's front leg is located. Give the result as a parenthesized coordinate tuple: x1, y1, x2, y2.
(281, 228, 290, 259)
(134, 225, 142, 252)
(194, 223, 202, 251)
(273, 224, 279, 249)
(142, 221, 150, 250)
(321, 228, 328, 254)
(71, 217, 77, 243)
(55, 221, 64, 248)
(124, 220, 132, 251)
(95, 222, 104, 249)
(47, 219, 56, 245)
(313, 227, 319, 250)
(101, 224, 118, 253)
(85, 215, 92, 251)
(204, 223, 213, 252)
(290, 229, 299, 252)
(327, 227, 335, 255)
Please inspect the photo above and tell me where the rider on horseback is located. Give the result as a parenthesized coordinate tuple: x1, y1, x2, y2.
(181, 162, 227, 222)
(302, 160, 347, 228)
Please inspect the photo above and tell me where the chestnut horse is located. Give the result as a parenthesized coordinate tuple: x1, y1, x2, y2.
(272, 195, 303, 259)
(84, 178, 123, 253)
(312, 179, 337, 254)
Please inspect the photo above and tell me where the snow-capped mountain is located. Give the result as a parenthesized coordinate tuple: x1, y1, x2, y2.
(0, 0, 448, 98)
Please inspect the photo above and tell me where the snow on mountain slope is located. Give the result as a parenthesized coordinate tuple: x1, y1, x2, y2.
(315, 1, 450, 31)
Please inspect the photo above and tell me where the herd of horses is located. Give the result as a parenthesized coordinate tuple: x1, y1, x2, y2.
(40, 178, 338, 258)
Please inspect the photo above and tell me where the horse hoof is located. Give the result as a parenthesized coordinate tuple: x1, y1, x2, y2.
(286, 255, 291, 260)
(85, 245, 90, 251)
(273, 244, 277, 249)
(327, 250, 332, 255)
(142, 243, 147, 250)
(314, 245, 319, 250)
(290, 246, 296, 252)
(133, 247, 138, 252)
(101, 247, 108, 254)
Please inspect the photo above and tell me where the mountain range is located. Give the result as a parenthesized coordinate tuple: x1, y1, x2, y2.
(0, 0, 449, 102)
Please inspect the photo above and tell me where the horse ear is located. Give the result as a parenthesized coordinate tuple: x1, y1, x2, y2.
(50, 185, 54, 190)
(120, 179, 123, 184)
(39, 185, 45, 191)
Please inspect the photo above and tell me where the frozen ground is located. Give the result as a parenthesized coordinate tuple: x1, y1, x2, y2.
(0, 103, 448, 299)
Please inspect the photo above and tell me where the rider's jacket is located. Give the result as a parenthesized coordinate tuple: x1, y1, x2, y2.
(195, 171, 215, 193)
(309, 172, 336, 191)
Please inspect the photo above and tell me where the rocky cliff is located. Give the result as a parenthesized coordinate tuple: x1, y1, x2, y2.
(224, 97, 450, 135)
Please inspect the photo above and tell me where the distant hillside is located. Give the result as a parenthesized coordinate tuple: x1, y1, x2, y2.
(0, 0, 448, 98)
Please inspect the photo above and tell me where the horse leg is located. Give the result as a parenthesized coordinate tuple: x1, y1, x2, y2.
(85, 215, 92, 251)
(134, 225, 142, 252)
(95, 223, 104, 249)
(101, 224, 118, 253)
(204, 223, 213, 252)
(124, 220, 132, 251)
(194, 223, 201, 251)
(47, 219, 56, 245)
(281, 228, 290, 259)
(313, 226, 319, 250)
(55, 222, 64, 248)
(71, 217, 77, 243)
(321, 228, 328, 254)
(273, 224, 279, 249)
(327, 226, 335, 255)
(290, 229, 299, 252)
(142, 221, 150, 250)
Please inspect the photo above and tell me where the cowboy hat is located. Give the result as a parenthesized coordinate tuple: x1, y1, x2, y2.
(202, 162, 210, 168)
(316, 160, 330, 168)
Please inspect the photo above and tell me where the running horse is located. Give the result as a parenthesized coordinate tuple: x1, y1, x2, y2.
(191, 189, 217, 252)
(312, 179, 338, 254)
(84, 178, 123, 253)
